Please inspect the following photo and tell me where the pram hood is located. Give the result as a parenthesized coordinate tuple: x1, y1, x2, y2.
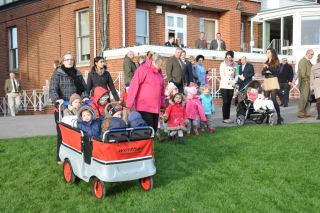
(77, 105, 97, 122)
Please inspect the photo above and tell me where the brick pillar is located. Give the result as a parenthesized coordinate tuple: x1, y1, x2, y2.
(108, 0, 123, 48)
(125, 0, 136, 46)
(220, 10, 241, 51)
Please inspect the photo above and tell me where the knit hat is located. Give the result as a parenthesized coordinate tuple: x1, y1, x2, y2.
(69, 93, 81, 104)
(187, 87, 197, 95)
(165, 82, 178, 96)
(106, 104, 123, 116)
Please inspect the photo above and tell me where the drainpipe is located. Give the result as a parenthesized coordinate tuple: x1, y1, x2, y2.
(122, 0, 125, 47)
(93, 0, 97, 57)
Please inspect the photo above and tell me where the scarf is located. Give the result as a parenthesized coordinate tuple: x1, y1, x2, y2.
(224, 60, 237, 68)
(61, 65, 85, 95)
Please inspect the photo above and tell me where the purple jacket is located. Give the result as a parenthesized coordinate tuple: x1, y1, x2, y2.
(126, 60, 165, 114)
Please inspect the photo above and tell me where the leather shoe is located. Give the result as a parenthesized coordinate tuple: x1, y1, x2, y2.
(305, 114, 313, 118)
(297, 115, 305, 118)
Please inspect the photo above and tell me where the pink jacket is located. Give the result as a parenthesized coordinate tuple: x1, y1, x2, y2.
(185, 96, 207, 121)
(126, 60, 165, 114)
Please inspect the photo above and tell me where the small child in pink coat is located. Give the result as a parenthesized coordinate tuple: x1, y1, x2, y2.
(163, 93, 188, 144)
(185, 87, 207, 136)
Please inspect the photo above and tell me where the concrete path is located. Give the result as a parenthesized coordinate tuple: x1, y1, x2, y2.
(0, 100, 319, 139)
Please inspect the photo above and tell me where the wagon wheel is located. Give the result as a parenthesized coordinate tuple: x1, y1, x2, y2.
(140, 176, 154, 191)
(236, 114, 245, 126)
(63, 159, 77, 183)
(92, 178, 106, 199)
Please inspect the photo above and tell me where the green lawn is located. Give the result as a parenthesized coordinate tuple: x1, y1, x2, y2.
(1, 123, 320, 212)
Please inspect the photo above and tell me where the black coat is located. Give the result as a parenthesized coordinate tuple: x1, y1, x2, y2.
(239, 63, 255, 89)
(278, 63, 294, 83)
(183, 60, 193, 86)
(87, 67, 120, 101)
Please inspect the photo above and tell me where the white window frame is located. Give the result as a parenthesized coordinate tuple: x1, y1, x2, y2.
(165, 12, 187, 46)
(136, 9, 149, 45)
(8, 27, 18, 72)
(76, 9, 90, 65)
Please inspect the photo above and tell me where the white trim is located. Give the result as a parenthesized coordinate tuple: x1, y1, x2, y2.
(165, 12, 187, 46)
(136, 9, 149, 45)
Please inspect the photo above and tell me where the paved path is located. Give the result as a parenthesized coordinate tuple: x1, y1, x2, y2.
(0, 100, 319, 139)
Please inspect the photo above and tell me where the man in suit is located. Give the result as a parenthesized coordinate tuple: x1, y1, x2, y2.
(195, 32, 207, 49)
(210, 32, 226, 51)
(278, 58, 294, 107)
(164, 36, 177, 47)
(238, 56, 255, 90)
(297, 49, 314, 118)
(166, 47, 184, 93)
(180, 50, 193, 86)
(4, 72, 22, 116)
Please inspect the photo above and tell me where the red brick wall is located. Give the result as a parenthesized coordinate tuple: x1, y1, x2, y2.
(0, 0, 92, 97)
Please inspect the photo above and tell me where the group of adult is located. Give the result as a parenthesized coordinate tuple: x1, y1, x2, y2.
(165, 32, 227, 51)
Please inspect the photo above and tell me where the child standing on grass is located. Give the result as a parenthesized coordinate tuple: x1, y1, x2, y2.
(163, 93, 188, 144)
(185, 87, 207, 136)
(199, 85, 216, 133)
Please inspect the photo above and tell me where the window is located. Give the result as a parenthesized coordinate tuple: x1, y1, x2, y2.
(136, 9, 149, 45)
(165, 13, 187, 46)
(8, 27, 18, 71)
(76, 9, 90, 64)
(301, 16, 320, 45)
(0, 0, 19, 7)
(200, 17, 218, 47)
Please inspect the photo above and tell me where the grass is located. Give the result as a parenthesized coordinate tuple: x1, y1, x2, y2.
(0, 123, 320, 212)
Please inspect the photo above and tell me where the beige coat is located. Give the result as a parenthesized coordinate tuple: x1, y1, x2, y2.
(310, 63, 320, 99)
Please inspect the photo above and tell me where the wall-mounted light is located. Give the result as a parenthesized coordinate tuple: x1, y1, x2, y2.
(156, 5, 162, 14)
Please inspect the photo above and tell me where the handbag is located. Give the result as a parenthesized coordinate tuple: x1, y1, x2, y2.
(308, 91, 316, 103)
(263, 77, 280, 91)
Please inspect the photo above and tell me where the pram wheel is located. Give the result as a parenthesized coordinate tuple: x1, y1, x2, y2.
(236, 114, 245, 126)
(140, 176, 154, 191)
(268, 115, 275, 126)
(63, 159, 78, 183)
(92, 178, 106, 199)
(255, 115, 266, 124)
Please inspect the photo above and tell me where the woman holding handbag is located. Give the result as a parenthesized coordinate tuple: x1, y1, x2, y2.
(262, 48, 284, 124)
(310, 54, 320, 120)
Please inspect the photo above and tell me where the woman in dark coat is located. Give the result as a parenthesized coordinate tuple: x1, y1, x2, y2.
(49, 51, 88, 164)
(261, 48, 283, 124)
(87, 56, 120, 102)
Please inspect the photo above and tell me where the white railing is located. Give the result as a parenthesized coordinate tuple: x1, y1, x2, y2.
(1, 88, 50, 116)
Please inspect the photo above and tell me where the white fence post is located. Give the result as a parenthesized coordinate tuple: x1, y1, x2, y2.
(33, 90, 37, 111)
(23, 90, 27, 111)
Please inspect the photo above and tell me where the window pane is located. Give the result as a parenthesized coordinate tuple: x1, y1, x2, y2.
(177, 33, 184, 42)
(81, 36, 90, 55)
(10, 49, 18, 70)
(177, 17, 183, 28)
(11, 27, 18, 48)
(301, 16, 320, 45)
(283, 16, 293, 46)
(79, 11, 89, 36)
(204, 20, 215, 42)
(136, 10, 147, 36)
(136, 36, 146, 45)
(200, 17, 204, 32)
(167, 16, 174, 27)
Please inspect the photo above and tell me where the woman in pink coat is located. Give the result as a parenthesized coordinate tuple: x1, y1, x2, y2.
(126, 53, 165, 132)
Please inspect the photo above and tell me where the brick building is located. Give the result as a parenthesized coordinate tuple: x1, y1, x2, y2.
(0, 0, 263, 98)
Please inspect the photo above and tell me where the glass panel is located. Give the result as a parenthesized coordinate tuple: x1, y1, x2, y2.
(204, 20, 215, 42)
(283, 16, 293, 46)
(136, 36, 146, 45)
(167, 16, 174, 27)
(0, 0, 5, 6)
(10, 49, 18, 70)
(81, 36, 90, 55)
(79, 10, 89, 36)
(301, 16, 320, 45)
(11, 27, 18, 48)
(136, 10, 147, 36)
(200, 17, 204, 32)
(177, 17, 183, 28)
(177, 32, 184, 43)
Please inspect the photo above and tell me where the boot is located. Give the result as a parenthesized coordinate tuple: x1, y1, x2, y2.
(316, 99, 320, 120)
(193, 128, 199, 136)
(156, 132, 164, 143)
(178, 137, 185, 145)
(277, 116, 284, 125)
